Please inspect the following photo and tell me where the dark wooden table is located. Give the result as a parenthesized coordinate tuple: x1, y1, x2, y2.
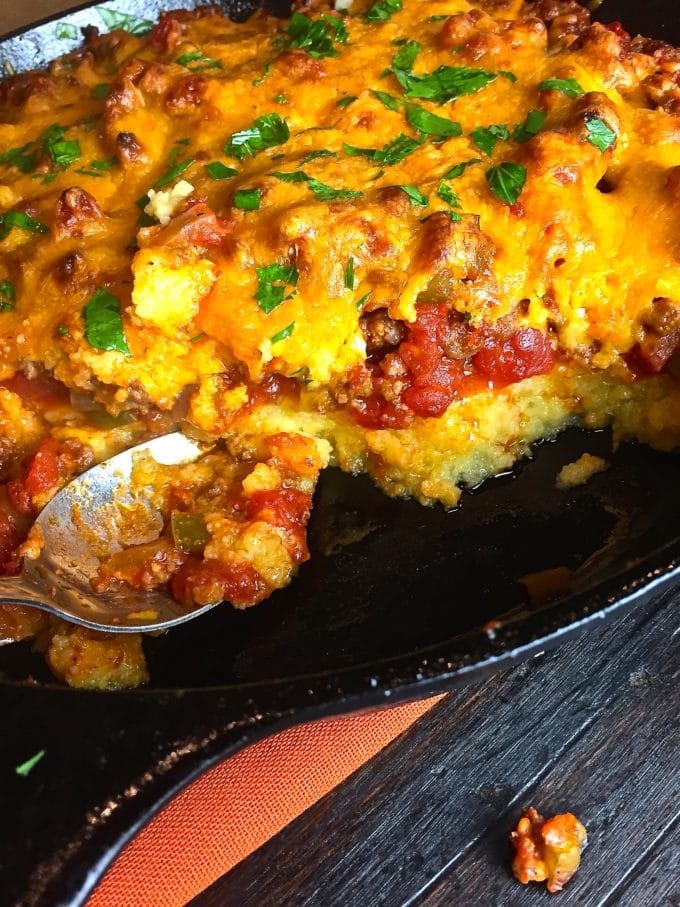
(191, 588, 679, 907)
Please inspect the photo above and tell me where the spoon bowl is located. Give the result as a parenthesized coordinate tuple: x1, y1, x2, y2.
(0, 433, 218, 632)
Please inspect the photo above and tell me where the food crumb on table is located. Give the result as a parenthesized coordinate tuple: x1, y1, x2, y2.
(509, 806, 588, 893)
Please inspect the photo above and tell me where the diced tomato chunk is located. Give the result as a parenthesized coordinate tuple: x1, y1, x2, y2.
(0, 511, 19, 570)
(402, 385, 454, 417)
(23, 438, 61, 498)
(473, 328, 554, 386)
(7, 480, 32, 515)
(172, 557, 267, 608)
(351, 395, 412, 429)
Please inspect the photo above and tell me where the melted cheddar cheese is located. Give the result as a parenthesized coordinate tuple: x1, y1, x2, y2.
(0, 0, 679, 686)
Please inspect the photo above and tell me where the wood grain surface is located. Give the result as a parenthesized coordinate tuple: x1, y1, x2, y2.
(191, 589, 680, 907)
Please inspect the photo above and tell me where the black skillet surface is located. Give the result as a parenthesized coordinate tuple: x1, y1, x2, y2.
(1, 2, 679, 905)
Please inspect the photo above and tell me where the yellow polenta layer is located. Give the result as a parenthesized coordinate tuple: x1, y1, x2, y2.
(230, 367, 680, 506)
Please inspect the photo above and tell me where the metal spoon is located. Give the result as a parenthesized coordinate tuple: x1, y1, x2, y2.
(0, 432, 219, 633)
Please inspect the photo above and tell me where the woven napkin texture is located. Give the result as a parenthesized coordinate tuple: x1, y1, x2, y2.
(89, 695, 444, 907)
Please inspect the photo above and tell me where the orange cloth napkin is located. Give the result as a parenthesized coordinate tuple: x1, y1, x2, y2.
(89, 694, 444, 907)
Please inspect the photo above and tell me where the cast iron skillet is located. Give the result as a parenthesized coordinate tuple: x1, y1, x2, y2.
(0, 3, 678, 905)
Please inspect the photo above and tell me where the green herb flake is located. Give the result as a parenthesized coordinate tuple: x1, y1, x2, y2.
(300, 149, 337, 165)
(57, 325, 70, 335)
(392, 39, 421, 72)
(271, 321, 295, 343)
(336, 96, 356, 109)
(322, 13, 349, 44)
(392, 65, 497, 104)
(405, 103, 461, 138)
(470, 123, 509, 156)
(255, 263, 299, 314)
(0, 211, 48, 241)
(307, 179, 362, 202)
(355, 291, 372, 311)
(372, 90, 401, 111)
(204, 161, 239, 180)
(225, 113, 290, 160)
(0, 280, 16, 310)
(15, 749, 46, 777)
(233, 188, 262, 211)
(251, 62, 271, 86)
(512, 109, 546, 144)
(0, 144, 38, 174)
(363, 0, 402, 24)
(141, 158, 195, 203)
(97, 8, 153, 35)
(428, 15, 449, 22)
(442, 158, 481, 179)
(274, 94, 288, 104)
(585, 116, 617, 153)
(498, 70, 517, 83)
(271, 170, 311, 183)
(538, 77, 584, 99)
(190, 332, 205, 343)
(344, 256, 356, 290)
(279, 11, 345, 59)
(343, 132, 423, 166)
(395, 184, 428, 206)
(82, 288, 130, 355)
(485, 161, 527, 206)
(437, 182, 461, 210)
(56, 22, 78, 40)
(90, 82, 109, 99)
(175, 51, 222, 72)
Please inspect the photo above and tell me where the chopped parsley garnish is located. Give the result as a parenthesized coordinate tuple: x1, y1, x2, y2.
(372, 90, 401, 111)
(405, 103, 461, 138)
(271, 170, 312, 183)
(75, 156, 117, 177)
(274, 94, 288, 104)
(437, 182, 461, 219)
(470, 123, 509, 156)
(176, 51, 223, 72)
(90, 83, 110, 99)
(234, 188, 261, 211)
(271, 321, 295, 343)
(442, 158, 481, 179)
(278, 11, 347, 59)
(225, 113, 290, 160)
(485, 162, 526, 206)
(190, 332, 205, 343)
(97, 8, 153, 36)
(538, 77, 584, 99)
(0, 280, 15, 311)
(356, 291, 372, 310)
(0, 211, 48, 241)
(343, 133, 424, 166)
(82, 288, 130, 355)
(307, 178, 363, 202)
(253, 62, 271, 86)
(344, 256, 356, 290)
(498, 70, 517, 83)
(512, 109, 546, 144)
(300, 149, 337, 165)
(392, 39, 421, 71)
(204, 161, 238, 180)
(56, 22, 78, 40)
(44, 129, 81, 170)
(0, 144, 37, 174)
(337, 95, 357, 108)
(392, 65, 497, 103)
(585, 116, 617, 152)
(58, 325, 70, 335)
(428, 14, 449, 22)
(15, 749, 46, 777)
(363, 0, 402, 24)
(395, 185, 428, 205)
(255, 263, 299, 314)
(136, 157, 195, 207)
